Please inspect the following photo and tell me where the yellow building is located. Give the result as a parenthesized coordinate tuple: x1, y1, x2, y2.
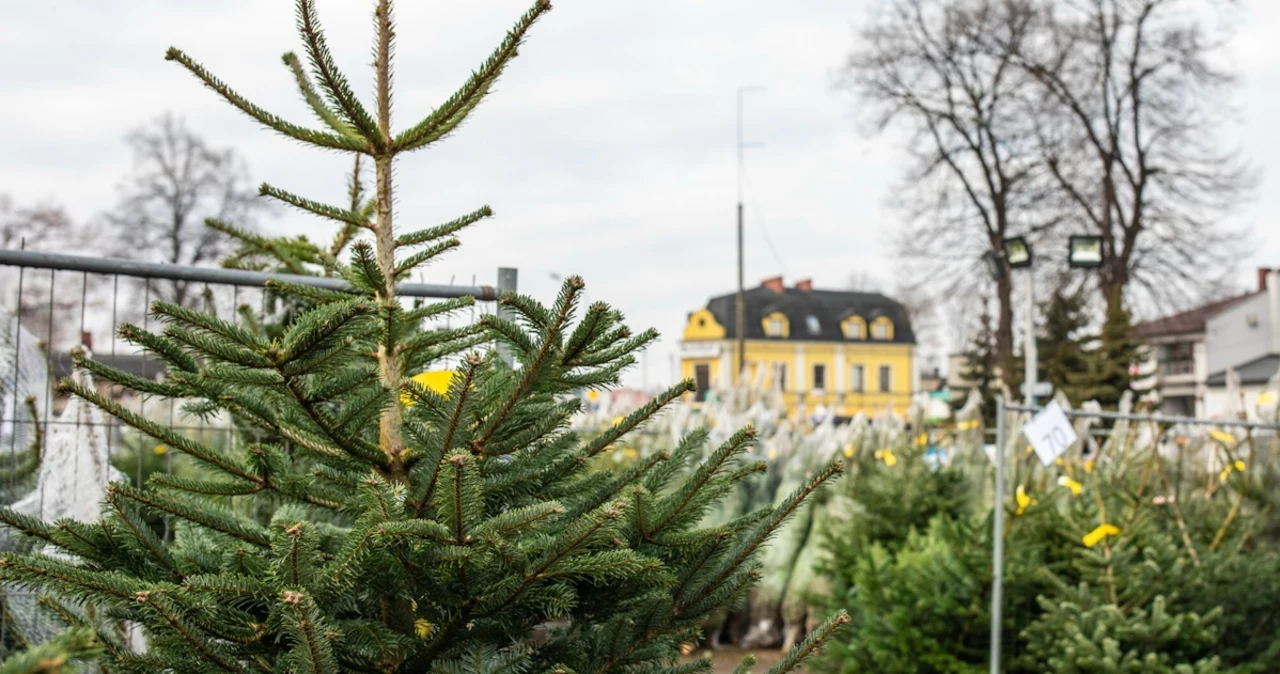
(680, 276, 918, 418)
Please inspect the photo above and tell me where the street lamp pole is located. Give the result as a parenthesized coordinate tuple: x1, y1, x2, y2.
(736, 86, 763, 386)
(1025, 269, 1037, 407)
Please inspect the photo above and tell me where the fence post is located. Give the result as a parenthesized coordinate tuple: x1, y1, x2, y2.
(496, 267, 518, 366)
(990, 394, 1007, 674)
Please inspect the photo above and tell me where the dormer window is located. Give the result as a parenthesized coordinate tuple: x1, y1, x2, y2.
(761, 311, 789, 338)
(870, 316, 894, 340)
(805, 315, 821, 335)
(841, 315, 866, 340)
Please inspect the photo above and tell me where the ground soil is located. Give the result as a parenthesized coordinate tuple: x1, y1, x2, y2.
(681, 646, 797, 674)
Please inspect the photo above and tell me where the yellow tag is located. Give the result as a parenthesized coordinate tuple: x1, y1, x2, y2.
(1015, 485, 1036, 515)
(402, 370, 454, 405)
(1055, 457, 1065, 466)
(1058, 476, 1083, 496)
(1084, 459, 1095, 473)
(842, 444, 854, 458)
(624, 448, 638, 459)
(1209, 430, 1236, 446)
(1259, 391, 1277, 406)
(588, 390, 598, 401)
(1026, 445, 1034, 455)
(767, 448, 777, 461)
(153, 444, 168, 456)
(914, 433, 928, 447)
(415, 618, 433, 639)
(1083, 523, 1120, 548)
(874, 449, 897, 467)
(1234, 460, 1246, 472)
(611, 416, 624, 426)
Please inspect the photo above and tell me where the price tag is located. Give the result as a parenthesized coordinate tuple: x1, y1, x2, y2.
(1023, 400, 1078, 466)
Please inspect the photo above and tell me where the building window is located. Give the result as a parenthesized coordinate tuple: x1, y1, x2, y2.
(805, 315, 821, 335)
(765, 318, 785, 338)
(842, 316, 866, 340)
(878, 365, 891, 393)
(813, 364, 826, 391)
(870, 317, 893, 340)
(1159, 341, 1194, 376)
(850, 365, 864, 393)
(694, 364, 711, 402)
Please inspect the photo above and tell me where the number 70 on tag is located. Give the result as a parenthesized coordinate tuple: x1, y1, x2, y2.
(1023, 401, 1079, 467)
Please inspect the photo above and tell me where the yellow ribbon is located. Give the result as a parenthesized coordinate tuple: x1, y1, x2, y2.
(874, 449, 898, 467)
(1083, 523, 1120, 548)
(1058, 476, 1083, 496)
(1015, 485, 1035, 515)
(415, 618, 433, 639)
(767, 448, 778, 461)
(153, 444, 168, 456)
(1209, 429, 1237, 446)
(402, 370, 454, 405)
(842, 444, 854, 458)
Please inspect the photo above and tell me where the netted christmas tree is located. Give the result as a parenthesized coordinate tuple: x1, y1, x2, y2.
(0, 2, 848, 671)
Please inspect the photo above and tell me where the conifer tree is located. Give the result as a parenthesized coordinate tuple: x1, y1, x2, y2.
(1069, 297, 1146, 409)
(0, 2, 847, 671)
(1037, 279, 1091, 407)
(958, 299, 1000, 427)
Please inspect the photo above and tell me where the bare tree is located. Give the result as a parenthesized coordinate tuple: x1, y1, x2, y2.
(104, 113, 268, 307)
(1014, 0, 1254, 315)
(1, 195, 75, 251)
(837, 0, 1048, 392)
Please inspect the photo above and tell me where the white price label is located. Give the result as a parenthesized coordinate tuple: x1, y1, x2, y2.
(1023, 400, 1078, 467)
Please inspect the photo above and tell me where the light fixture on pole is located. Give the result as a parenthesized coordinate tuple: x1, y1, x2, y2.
(1004, 236, 1033, 269)
(1068, 235, 1104, 268)
(982, 249, 1005, 281)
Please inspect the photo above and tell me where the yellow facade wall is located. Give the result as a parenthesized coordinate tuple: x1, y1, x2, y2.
(678, 338, 914, 418)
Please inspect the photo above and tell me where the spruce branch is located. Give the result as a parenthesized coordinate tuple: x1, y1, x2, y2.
(165, 47, 368, 152)
(765, 611, 850, 674)
(260, 183, 372, 230)
(282, 50, 359, 138)
(295, 0, 382, 149)
(0, 627, 101, 674)
(396, 205, 493, 248)
(58, 377, 260, 483)
(393, 0, 553, 152)
(393, 238, 460, 278)
(110, 484, 270, 548)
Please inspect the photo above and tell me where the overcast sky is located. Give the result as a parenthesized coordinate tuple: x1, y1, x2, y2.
(3, 1, 1279, 389)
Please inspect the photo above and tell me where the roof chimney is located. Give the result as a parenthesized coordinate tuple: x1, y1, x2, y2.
(761, 276, 785, 294)
(794, 279, 813, 293)
(1259, 267, 1279, 292)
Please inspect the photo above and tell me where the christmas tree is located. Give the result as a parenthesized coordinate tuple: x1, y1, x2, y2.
(0, 2, 847, 671)
(957, 299, 1002, 427)
(1068, 295, 1147, 409)
(1036, 279, 1092, 407)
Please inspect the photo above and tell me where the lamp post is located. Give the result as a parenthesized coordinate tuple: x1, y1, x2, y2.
(736, 85, 764, 385)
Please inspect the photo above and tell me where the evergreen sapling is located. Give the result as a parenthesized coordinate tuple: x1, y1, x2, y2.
(0, 1, 848, 671)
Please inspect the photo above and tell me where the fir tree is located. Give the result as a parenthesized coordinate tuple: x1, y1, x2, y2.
(1037, 279, 1091, 407)
(0, 2, 848, 671)
(1068, 295, 1146, 409)
(957, 299, 1001, 427)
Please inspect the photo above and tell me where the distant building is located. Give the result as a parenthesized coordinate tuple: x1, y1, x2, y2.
(1138, 267, 1279, 418)
(679, 276, 918, 418)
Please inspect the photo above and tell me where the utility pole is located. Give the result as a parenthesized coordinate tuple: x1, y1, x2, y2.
(736, 86, 763, 385)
